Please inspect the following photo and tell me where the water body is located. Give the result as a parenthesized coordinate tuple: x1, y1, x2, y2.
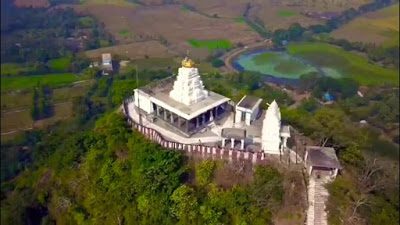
(232, 49, 338, 85)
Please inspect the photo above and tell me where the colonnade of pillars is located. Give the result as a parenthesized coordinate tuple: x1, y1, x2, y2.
(221, 138, 245, 150)
(153, 102, 227, 134)
(155, 104, 189, 132)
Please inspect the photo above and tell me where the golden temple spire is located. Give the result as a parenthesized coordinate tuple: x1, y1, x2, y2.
(181, 54, 195, 68)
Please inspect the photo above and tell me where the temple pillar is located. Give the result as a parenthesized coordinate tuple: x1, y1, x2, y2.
(170, 113, 174, 124)
(185, 120, 189, 132)
(196, 116, 199, 128)
(240, 139, 244, 150)
(214, 106, 218, 118)
(163, 108, 168, 120)
(209, 110, 214, 122)
(222, 138, 225, 147)
(308, 166, 313, 175)
(231, 138, 235, 148)
(333, 168, 338, 178)
(177, 116, 182, 128)
(156, 105, 161, 116)
(202, 114, 206, 125)
(282, 137, 288, 149)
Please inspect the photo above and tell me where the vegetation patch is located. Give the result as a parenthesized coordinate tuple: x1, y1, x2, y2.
(188, 39, 233, 50)
(287, 42, 399, 86)
(236, 51, 318, 79)
(277, 10, 296, 17)
(78, 16, 95, 28)
(234, 16, 246, 24)
(80, 0, 136, 7)
(118, 29, 131, 37)
(48, 57, 72, 72)
(1, 63, 34, 76)
(1, 73, 80, 91)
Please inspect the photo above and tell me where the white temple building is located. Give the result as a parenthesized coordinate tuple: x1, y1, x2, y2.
(128, 57, 291, 153)
(133, 57, 230, 137)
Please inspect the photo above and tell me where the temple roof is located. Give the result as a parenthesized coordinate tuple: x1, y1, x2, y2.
(138, 76, 229, 120)
(264, 100, 281, 122)
(306, 146, 342, 169)
(237, 95, 262, 110)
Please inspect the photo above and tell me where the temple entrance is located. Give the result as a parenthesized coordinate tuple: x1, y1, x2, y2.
(240, 111, 246, 122)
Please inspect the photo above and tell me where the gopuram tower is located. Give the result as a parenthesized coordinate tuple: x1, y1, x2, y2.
(169, 57, 208, 105)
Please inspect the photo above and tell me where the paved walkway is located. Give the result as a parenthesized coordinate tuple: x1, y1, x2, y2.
(306, 175, 330, 225)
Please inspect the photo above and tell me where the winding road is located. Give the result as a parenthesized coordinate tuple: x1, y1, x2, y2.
(221, 41, 273, 73)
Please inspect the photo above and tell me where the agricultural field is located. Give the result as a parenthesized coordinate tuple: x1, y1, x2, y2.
(188, 39, 233, 50)
(73, 3, 258, 58)
(120, 57, 178, 72)
(287, 42, 399, 85)
(1, 81, 92, 139)
(251, 0, 371, 30)
(13, 0, 49, 8)
(1, 63, 34, 76)
(68, 0, 372, 61)
(1, 91, 33, 111)
(84, 41, 173, 60)
(48, 57, 72, 72)
(331, 3, 399, 47)
(181, 0, 370, 30)
(1, 73, 81, 91)
(79, 0, 136, 7)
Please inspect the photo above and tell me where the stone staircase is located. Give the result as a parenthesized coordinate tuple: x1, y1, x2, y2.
(306, 176, 329, 225)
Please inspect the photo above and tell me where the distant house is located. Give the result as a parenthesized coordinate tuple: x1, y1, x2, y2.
(323, 92, 334, 102)
(101, 53, 113, 75)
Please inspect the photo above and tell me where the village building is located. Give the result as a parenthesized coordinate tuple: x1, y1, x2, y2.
(304, 146, 342, 180)
(129, 57, 293, 155)
(101, 53, 113, 75)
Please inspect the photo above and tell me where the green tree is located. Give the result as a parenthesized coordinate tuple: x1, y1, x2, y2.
(250, 166, 283, 211)
(288, 23, 305, 40)
(195, 160, 216, 186)
(171, 185, 199, 224)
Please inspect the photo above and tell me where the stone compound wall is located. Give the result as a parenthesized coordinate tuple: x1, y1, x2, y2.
(122, 101, 268, 165)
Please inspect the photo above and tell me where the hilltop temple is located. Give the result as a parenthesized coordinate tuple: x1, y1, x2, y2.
(129, 57, 291, 154)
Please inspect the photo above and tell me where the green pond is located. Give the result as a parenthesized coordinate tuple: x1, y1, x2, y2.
(233, 50, 344, 80)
